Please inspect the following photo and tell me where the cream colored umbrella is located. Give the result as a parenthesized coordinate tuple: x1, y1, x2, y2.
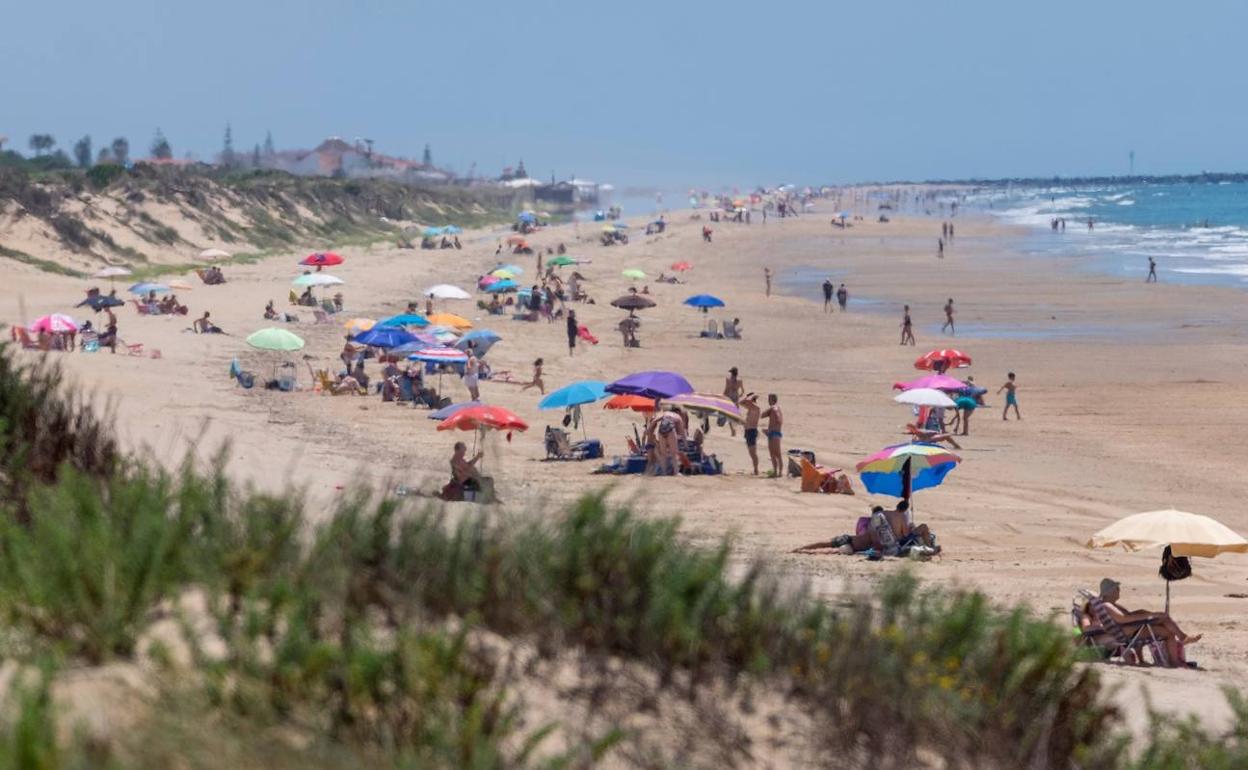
(1088, 509, 1248, 558)
(199, 248, 231, 261)
(1088, 509, 1248, 611)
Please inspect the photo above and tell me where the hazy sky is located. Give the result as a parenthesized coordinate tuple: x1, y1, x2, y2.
(5, 0, 1247, 188)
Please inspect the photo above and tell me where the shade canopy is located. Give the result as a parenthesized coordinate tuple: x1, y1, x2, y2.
(604, 394, 658, 412)
(454, 330, 501, 355)
(539, 381, 609, 410)
(198, 248, 231, 260)
(352, 326, 418, 349)
(664, 392, 742, 421)
(428, 400, 482, 421)
(548, 255, 577, 267)
(1088, 510, 1248, 558)
(129, 282, 170, 295)
(343, 318, 375, 334)
(301, 252, 344, 267)
(622, 269, 646, 280)
(425, 312, 472, 330)
(292, 273, 344, 288)
(606, 371, 693, 400)
(915, 348, 972, 370)
(893, 374, 968, 392)
(856, 443, 961, 498)
(684, 294, 725, 309)
(610, 294, 657, 311)
(424, 284, 471, 300)
(894, 388, 957, 408)
(92, 266, 133, 279)
(29, 313, 78, 333)
(246, 328, 305, 352)
(436, 405, 528, 433)
(377, 313, 429, 328)
(485, 279, 519, 293)
(408, 346, 468, 364)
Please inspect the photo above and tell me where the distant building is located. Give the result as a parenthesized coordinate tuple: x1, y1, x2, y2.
(265, 137, 452, 183)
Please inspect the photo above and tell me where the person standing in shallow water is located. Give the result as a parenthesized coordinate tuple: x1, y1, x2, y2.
(822, 279, 834, 312)
(837, 283, 848, 311)
(1147, 257, 1158, 283)
(900, 305, 916, 346)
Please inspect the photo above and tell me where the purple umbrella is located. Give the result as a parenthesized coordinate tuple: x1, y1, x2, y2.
(606, 370, 694, 400)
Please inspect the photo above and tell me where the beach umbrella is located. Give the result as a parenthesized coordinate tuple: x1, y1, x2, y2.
(601, 225, 618, 233)
(168, 279, 194, 291)
(606, 370, 693, 400)
(491, 269, 516, 279)
(915, 349, 972, 371)
(424, 284, 471, 300)
(612, 222, 630, 229)
(427, 326, 462, 344)
(77, 295, 125, 312)
(610, 294, 656, 311)
(893, 374, 968, 392)
(894, 388, 957, 408)
(352, 326, 417, 349)
(540, 380, 608, 410)
(28, 313, 78, 334)
(622, 269, 646, 280)
(517, 211, 536, 224)
(437, 405, 528, 433)
(485, 279, 518, 293)
(604, 394, 657, 413)
(198, 248, 231, 261)
(408, 346, 468, 364)
(498, 263, 524, 275)
(505, 234, 528, 245)
(1088, 509, 1248, 611)
(548, 255, 577, 267)
(455, 330, 502, 356)
(377, 313, 429, 328)
(292, 273, 344, 288)
(426, 312, 472, 330)
(855, 443, 961, 500)
(92, 266, 133, 279)
(428, 400, 483, 421)
(443, 225, 462, 234)
(684, 294, 725, 309)
(670, 261, 693, 272)
(664, 392, 742, 422)
(246, 328, 305, 352)
(300, 252, 344, 267)
(478, 275, 500, 288)
(128, 282, 170, 295)
(422, 226, 445, 237)
(343, 318, 376, 334)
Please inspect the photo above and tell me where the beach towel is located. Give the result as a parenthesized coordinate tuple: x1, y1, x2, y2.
(577, 325, 599, 344)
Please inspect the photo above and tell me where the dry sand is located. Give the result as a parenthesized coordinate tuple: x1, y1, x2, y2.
(5, 196, 1248, 735)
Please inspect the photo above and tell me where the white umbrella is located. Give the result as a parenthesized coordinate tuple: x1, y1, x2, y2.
(894, 388, 956, 408)
(292, 273, 345, 288)
(199, 248, 231, 261)
(424, 284, 471, 300)
(92, 266, 132, 279)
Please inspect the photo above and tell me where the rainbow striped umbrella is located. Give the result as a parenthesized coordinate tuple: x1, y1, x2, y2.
(407, 346, 468, 364)
(855, 443, 961, 498)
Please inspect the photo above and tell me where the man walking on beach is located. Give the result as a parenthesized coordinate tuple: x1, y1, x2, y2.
(822, 279, 834, 312)
(741, 393, 761, 475)
(764, 267, 772, 297)
(837, 283, 848, 311)
(723, 367, 744, 437)
(998, 372, 1021, 421)
(900, 305, 916, 346)
(761, 393, 784, 478)
(1147, 257, 1158, 283)
(942, 298, 955, 335)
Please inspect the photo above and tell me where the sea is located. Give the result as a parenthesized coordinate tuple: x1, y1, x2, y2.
(971, 181, 1248, 287)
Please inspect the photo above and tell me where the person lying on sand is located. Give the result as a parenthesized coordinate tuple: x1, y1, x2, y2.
(793, 501, 939, 556)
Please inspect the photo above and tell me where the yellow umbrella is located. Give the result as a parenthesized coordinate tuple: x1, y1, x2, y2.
(343, 317, 376, 334)
(492, 269, 516, 279)
(426, 312, 473, 330)
(1088, 509, 1248, 558)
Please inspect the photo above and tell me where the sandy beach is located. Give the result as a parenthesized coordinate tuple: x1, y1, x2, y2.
(6, 195, 1248, 734)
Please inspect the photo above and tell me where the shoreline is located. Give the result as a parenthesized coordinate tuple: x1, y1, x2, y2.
(5, 192, 1248, 734)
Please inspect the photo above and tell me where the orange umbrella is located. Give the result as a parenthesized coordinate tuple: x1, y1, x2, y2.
(914, 348, 972, 370)
(670, 261, 693, 272)
(436, 405, 528, 434)
(505, 234, 528, 246)
(426, 312, 473, 330)
(603, 394, 656, 413)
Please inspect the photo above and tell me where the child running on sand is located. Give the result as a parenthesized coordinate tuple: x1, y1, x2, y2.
(998, 372, 1021, 420)
(521, 358, 545, 394)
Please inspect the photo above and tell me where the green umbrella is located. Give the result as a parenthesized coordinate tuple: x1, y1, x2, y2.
(548, 255, 577, 267)
(622, 269, 646, 280)
(246, 328, 305, 352)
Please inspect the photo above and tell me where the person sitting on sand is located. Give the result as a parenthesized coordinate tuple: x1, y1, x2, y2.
(1085, 578, 1199, 666)
(451, 441, 483, 488)
(264, 300, 278, 320)
(193, 311, 223, 334)
(487, 294, 504, 315)
(299, 287, 316, 306)
(331, 373, 362, 395)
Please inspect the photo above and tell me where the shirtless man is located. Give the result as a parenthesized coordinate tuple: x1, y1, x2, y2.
(821, 279, 833, 312)
(764, 267, 772, 297)
(760, 393, 784, 477)
(723, 367, 744, 437)
(997, 371, 1021, 421)
(900, 305, 916, 346)
(741, 393, 761, 475)
(451, 441, 484, 489)
(942, 298, 955, 336)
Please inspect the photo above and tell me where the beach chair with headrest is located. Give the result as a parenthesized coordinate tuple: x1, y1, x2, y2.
(800, 457, 846, 494)
(1081, 591, 1168, 666)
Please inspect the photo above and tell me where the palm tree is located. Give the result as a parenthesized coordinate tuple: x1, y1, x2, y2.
(28, 134, 55, 156)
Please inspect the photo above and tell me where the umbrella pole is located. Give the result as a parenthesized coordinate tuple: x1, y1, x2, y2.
(1165, 581, 1170, 615)
(902, 458, 913, 523)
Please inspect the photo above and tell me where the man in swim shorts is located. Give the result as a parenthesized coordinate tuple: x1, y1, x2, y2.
(998, 371, 1021, 421)
(741, 393, 761, 475)
(761, 393, 784, 477)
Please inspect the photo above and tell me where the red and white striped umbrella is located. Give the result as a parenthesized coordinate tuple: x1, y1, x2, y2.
(914, 348, 972, 370)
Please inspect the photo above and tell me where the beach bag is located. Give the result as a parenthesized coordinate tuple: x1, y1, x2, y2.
(871, 511, 899, 557)
(1158, 546, 1192, 582)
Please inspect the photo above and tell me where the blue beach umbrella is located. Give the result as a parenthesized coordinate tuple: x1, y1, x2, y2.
(128, 282, 170, 295)
(377, 313, 430, 328)
(443, 225, 463, 234)
(454, 329, 502, 356)
(539, 381, 608, 410)
(684, 294, 725, 309)
(485, 279, 519, 293)
(351, 326, 418, 349)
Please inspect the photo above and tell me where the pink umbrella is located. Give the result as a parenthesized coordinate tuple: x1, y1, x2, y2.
(29, 313, 78, 334)
(893, 374, 968, 392)
(478, 275, 499, 288)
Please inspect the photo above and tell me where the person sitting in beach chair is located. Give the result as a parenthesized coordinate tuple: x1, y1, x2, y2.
(441, 441, 486, 502)
(1081, 579, 1198, 667)
(799, 457, 854, 495)
(722, 318, 742, 339)
(700, 319, 721, 339)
